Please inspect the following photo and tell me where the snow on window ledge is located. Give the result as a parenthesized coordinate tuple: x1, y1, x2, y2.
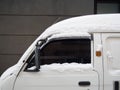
(28, 63, 93, 72)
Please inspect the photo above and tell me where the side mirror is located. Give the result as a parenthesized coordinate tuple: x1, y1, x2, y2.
(25, 40, 47, 72)
(34, 43, 40, 71)
(34, 39, 46, 71)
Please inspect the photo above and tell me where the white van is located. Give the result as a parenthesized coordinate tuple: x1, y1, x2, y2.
(0, 14, 120, 90)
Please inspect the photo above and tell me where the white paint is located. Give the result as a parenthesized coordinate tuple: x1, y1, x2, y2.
(96, 44, 102, 51)
(102, 33, 120, 90)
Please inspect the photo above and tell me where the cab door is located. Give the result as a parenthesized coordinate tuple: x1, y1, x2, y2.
(14, 69, 98, 90)
(102, 33, 120, 90)
(14, 39, 99, 90)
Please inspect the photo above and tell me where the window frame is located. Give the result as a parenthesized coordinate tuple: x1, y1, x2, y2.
(25, 38, 94, 71)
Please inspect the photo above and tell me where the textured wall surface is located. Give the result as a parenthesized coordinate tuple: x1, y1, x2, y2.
(0, 0, 94, 75)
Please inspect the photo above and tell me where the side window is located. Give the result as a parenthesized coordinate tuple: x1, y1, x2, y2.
(40, 39, 91, 65)
(25, 39, 91, 71)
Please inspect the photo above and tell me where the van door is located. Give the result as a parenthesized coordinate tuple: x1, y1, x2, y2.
(14, 39, 99, 90)
(102, 33, 120, 90)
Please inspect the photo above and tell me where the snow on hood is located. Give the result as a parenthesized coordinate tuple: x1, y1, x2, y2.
(41, 63, 93, 72)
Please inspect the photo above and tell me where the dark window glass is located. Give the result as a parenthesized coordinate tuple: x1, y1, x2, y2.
(40, 39, 91, 65)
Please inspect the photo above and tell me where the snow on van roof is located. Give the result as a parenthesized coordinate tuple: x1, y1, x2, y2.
(40, 14, 120, 39)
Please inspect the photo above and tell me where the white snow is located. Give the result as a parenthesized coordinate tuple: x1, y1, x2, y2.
(28, 63, 93, 72)
(0, 64, 19, 80)
(41, 63, 93, 72)
(39, 14, 120, 40)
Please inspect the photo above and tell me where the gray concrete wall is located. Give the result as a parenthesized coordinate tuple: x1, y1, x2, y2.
(0, 0, 94, 15)
(0, 0, 94, 75)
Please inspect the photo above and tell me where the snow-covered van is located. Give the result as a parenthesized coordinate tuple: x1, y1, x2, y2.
(0, 14, 120, 90)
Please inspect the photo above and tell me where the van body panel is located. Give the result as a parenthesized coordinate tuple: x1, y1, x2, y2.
(93, 33, 103, 90)
(1, 75, 16, 90)
(102, 33, 120, 90)
(14, 70, 98, 90)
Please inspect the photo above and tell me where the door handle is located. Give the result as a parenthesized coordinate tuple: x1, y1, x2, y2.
(107, 51, 113, 61)
(78, 81, 91, 86)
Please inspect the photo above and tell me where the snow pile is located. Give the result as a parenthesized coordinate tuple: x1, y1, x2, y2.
(39, 14, 120, 40)
(40, 63, 93, 72)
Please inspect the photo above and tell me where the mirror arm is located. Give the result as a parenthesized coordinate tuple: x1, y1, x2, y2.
(34, 39, 47, 71)
(35, 44, 40, 71)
